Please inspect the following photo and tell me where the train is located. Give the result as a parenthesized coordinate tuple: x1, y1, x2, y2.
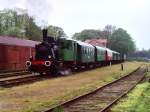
(26, 29, 124, 76)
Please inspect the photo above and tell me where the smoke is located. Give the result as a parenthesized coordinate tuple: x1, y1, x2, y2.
(25, 0, 52, 28)
(0, 0, 26, 10)
(0, 0, 52, 27)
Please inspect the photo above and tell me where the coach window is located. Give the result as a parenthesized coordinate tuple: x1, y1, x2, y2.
(83, 47, 85, 54)
(85, 48, 87, 54)
(90, 49, 91, 55)
(83, 48, 84, 54)
(82, 47, 84, 54)
(90, 48, 91, 55)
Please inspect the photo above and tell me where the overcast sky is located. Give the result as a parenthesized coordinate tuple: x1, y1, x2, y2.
(0, 0, 150, 50)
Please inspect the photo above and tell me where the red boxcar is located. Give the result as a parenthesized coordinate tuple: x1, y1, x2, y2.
(0, 36, 39, 72)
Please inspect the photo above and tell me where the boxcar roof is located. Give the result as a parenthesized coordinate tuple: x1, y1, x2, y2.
(0, 36, 40, 47)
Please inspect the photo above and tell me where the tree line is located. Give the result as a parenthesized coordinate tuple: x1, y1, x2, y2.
(0, 8, 136, 56)
(72, 25, 136, 55)
(0, 8, 66, 41)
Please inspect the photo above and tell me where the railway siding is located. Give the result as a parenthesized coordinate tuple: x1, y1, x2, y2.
(110, 69, 150, 112)
(0, 71, 30, 79)
(47, 67, 146, 112)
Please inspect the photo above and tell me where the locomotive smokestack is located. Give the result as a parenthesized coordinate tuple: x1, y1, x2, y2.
(42, 29, 48, 41)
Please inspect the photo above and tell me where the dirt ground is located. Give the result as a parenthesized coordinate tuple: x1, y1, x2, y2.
(0, 62, 144, 112)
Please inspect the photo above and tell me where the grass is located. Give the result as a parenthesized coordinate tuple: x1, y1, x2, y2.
(111, 70, 150, 112)
(0, 61, 144, 112)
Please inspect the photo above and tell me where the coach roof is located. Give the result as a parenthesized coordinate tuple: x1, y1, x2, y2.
(95, 46, 106, 51)
(66, 38, 94, 48)
(106, 48, 120, 54)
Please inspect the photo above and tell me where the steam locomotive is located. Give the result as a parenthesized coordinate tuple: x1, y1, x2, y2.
(26, 29, 124, 76)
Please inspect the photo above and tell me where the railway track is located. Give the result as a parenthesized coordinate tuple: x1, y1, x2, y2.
(0, 65, 114, 87)
(0, 70, 31, 79)
(0, 74, 48, 87)
(46, 67, 147, 112)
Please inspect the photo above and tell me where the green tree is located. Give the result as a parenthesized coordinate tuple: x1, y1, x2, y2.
(103, 25, 116, 37)
(72, 29, 102, 41)
(25, 17, 42, 41)
(3, 27, 22, 37)
(0, 8, 42, 41)
(47, 25, 66, 39)
(109, 28, 136, 55)
(100, 25, 116, 47)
